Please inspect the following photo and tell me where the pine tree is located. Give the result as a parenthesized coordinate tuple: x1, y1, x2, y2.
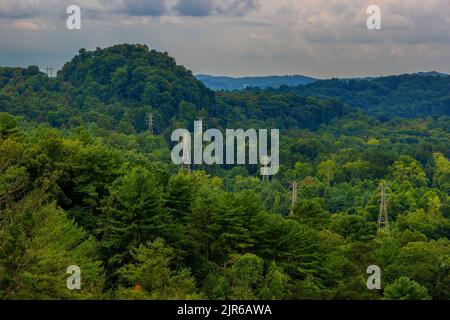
(117, 238, 198, 300)
(100, 166, 177, 281)
(384, 277, 431, 300)
(0, 196, 104, 299)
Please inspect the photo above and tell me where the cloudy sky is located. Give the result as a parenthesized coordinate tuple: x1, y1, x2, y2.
(0, 0, 449, 78)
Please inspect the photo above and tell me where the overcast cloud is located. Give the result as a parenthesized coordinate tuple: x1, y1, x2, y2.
(0, 0, 449, 78)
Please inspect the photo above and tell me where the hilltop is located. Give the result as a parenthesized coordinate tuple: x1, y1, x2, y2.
(0, 44, 348, 132)
(1, 44, 448, 134)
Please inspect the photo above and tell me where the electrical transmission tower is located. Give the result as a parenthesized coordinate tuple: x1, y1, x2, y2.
(261, 156, 270, 182)
(290, 181, 298, 216)
(181, 133, 191, 174)
(147, 113, 154, 134)
(197, 118, 203, 129)
(45, 66, 53, 77)
(378, 182, 389, 231)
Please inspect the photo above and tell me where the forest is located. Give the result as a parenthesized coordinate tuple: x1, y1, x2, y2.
(0, 44, 449, 300)
(275, 73, 450, 118)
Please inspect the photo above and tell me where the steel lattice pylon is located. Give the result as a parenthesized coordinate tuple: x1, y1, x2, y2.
(378, 182, 389, 231)
(290, 181, 298, 216)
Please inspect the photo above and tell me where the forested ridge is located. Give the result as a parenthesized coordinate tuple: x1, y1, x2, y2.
(275, 74, 450, 118)
(0, 44, 449, 300)
(0, 44, 347, 132)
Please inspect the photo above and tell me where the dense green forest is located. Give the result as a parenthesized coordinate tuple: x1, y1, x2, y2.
(275, 74, 450, 118)
(0, 44, 449, 300)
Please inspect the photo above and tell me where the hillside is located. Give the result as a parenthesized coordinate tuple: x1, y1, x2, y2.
(0, 44, 449, 301)
(0, 44, 347, 132)
(275, 74, 450, 118)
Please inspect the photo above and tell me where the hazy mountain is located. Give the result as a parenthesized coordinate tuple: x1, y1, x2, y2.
(196, 74, 316, 91)
(413, 71, 448, 77)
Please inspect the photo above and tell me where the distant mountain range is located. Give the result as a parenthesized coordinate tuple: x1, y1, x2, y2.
(197, 71, 449, 91)
(196, 74, 316, 91)
(413, 71, 448, 77)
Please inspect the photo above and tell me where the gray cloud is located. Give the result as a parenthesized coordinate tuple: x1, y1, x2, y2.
(175, 0, 259, 17)
(0, 0, 42, 19)
(215, 0, 259, 17)
(122, 0, 168, 16)
(1, 0, 450, 78)
(175, 0, 213, 17)
(0, 0, 259, 19)
(0, 0, 169, 19)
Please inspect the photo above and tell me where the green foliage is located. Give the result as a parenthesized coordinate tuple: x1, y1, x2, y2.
(329, 213, 378, 242)
(0, 199, 104, 299)
(227, 254, 264, 300)
(254, 214, 324, 277)
(0, 45, 348, 134)
(278, 74, 450, 117)
(384, 277, 431, 300)
(258, 261, 290, 300)
(0, 44, 449, 300)
(384, 239, 450, 299)
(0, 113, 20, 140)
(117, 239, 198, 300)
(290, 198, 328, 229)
(100, 166, 178, 279)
